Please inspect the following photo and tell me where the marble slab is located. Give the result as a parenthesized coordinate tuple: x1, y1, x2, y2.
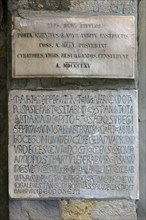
(12, 15, 135, 78)
(9, 90, 139, 199)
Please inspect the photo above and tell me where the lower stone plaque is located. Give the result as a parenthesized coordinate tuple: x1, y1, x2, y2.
(9, 90, 138, 199)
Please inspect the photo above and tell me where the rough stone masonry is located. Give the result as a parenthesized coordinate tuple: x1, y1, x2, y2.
(0, 0, 144, 220)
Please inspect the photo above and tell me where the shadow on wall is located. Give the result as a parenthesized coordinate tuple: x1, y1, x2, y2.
(0, 0, 8, 220)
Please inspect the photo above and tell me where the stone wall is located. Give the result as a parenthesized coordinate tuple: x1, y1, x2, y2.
(0, 0, 145, 219)
(137, 0, 146, 219)
(0, 1, 8, 220)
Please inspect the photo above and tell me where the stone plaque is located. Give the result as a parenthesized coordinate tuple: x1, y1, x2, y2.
(12, 15, 135, 78)
(9, 90, 138, 199)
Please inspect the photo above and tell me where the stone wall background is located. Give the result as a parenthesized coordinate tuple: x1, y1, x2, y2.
(0, 0, 8, 220)
(137, 0, 146, 219)
(0, 0, 145, 219)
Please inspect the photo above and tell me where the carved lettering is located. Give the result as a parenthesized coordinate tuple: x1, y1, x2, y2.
(12, 16, 135, 78)
(9, 90, 138, 199)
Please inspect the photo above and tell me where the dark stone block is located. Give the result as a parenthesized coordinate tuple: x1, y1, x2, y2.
(9, 200, 60, 220)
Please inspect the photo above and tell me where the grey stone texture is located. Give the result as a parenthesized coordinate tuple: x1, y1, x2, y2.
(8, 0, 137, 14)
(91, 200, 137, 220)
(70, 0, 137, 14)
(9, 200, 60, 220)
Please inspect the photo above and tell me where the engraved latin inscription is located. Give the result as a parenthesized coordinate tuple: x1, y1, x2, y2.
(12, 16, 135, 78)
(9, 90, 138, 199)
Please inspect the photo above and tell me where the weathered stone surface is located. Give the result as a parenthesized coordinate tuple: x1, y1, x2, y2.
(61, 200, 97, 220)
(70, 0, 137, 14)
(91, 200, 137, 220)
(27, 0, 61, 10)
(9, 200, 60, 220)
(12, 15, 135, 78)
(137, 0, 146, 219)
(61, 199, 137, 220)
(8, 0, 137, 15)
(9, 90, 138, 199)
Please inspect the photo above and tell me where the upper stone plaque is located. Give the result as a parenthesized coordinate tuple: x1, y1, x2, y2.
(12, 15, 135, 78)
